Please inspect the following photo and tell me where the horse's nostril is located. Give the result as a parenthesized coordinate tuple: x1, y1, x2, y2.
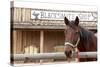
(69, 50, 72, 54)
(65, 50, 72, 58)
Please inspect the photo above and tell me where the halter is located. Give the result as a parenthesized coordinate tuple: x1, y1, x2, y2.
(64, 37, 80, 62)
(64, 37, 80, 48)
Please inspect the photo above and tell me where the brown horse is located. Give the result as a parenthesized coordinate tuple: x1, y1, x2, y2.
(64, 16, 97, 62)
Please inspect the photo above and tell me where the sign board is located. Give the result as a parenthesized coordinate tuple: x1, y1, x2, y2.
(31, 9, 97, 21)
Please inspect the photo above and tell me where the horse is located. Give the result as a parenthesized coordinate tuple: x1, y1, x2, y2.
(64, 16, 97, 62)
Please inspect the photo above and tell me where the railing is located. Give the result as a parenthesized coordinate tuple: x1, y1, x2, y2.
(11, 52, 97, 61)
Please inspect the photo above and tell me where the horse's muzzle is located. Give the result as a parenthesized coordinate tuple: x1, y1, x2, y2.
(64, 45, 73, 58)
(64, 50, 72, 58)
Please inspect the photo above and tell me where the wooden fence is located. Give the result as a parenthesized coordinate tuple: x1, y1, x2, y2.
(11, 52, 97, 61)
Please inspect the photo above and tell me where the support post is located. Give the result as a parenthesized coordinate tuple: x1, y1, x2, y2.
(40, 30, 44, 63)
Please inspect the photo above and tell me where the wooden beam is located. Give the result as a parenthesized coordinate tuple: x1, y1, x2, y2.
(12, 22, 97, 30)
(12, 52, 97, 61)
(40, 30, 44, 53)
(12, 24, 97, 30)
(40, 30, 44, 63)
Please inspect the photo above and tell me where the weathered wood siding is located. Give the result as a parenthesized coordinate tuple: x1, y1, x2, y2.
(12, 30, 65, 54)
(12, 8, 64, 25)
(44, 31, 65, 53)
(12, 30, 65, 63)
(12, 30, 22, 54)
(12, 30, 40, 54)
(11, 7, 97, 29)
(13, 8, 31, 22)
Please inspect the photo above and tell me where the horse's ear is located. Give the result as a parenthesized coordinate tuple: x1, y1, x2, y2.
(64, 17, 69, 25)
(75, 16, 79, 26)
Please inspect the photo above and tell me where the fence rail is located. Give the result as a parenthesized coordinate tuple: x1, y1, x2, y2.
(11, 52, 97, 61)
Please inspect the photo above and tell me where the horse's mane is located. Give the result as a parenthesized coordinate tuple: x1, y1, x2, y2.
(79, 26, 97, 51)
(79, 27, 93, 43)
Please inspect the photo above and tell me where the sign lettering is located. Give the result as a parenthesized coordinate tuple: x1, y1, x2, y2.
(31, 9, 97, 21)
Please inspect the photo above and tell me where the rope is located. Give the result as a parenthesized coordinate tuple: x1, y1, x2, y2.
(65, 37, 80, 48)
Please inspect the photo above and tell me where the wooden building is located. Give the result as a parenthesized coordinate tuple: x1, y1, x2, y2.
(11, 1, 97, 63)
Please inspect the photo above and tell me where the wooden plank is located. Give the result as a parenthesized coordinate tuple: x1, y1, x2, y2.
(12, 30, 24, 63)
(12, 23, 97, 30)
(21, 8, 30, 21)
(14, 8, 22, 22)
(16, 31, 22, 54)
(40, 31, 44, 53)
(40, 31, 44, 63)
(13, 31, 17, 54)
(22, 31, 27, 53)
(12, 52, 97, 61)
(22, 8, 26, 22)
(25, 8, 31, 21)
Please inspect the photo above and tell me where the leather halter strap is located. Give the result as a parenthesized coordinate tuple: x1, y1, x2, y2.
(64, 37, 80, 48)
